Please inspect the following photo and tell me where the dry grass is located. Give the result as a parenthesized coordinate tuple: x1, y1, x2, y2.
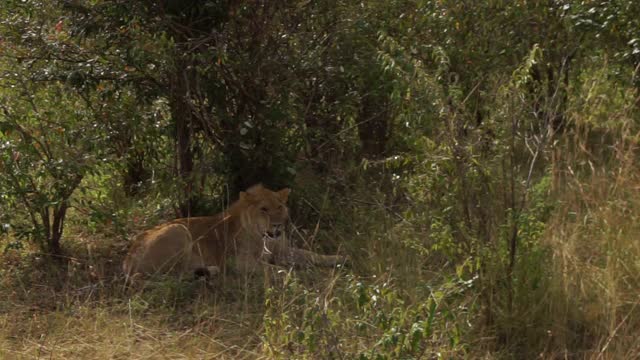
(544, 174, 640, 357)
(0, 307, 254, 359)
(0, 234, 272, 360)
(539, 93, 640, 358)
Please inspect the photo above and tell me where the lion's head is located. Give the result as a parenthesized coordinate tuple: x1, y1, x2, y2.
(238, 184, 290, 238)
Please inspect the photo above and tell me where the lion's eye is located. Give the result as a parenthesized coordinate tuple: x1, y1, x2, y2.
(260, 207, 268, 213)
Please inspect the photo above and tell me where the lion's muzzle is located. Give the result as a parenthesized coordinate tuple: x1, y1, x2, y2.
(265, 224, 284, 239)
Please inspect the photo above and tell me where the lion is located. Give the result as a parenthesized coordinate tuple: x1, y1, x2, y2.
(122, 184, 346, 279)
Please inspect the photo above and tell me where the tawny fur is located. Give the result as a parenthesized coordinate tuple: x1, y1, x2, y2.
(122, 184, 345, 278)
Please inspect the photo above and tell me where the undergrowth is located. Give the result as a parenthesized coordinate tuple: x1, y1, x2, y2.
(2, 58, 640, 359)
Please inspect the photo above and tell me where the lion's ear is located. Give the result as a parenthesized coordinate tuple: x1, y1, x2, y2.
(239, 191, 253, 202)
(278, 188, 291, 202)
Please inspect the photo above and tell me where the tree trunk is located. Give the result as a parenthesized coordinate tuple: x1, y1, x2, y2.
(170, 61, 196, 217)
(48, 203, 67, 257)
(357, 95, 390, 159)
(123, 150, 148, 197)
(39, 202, 68, 257)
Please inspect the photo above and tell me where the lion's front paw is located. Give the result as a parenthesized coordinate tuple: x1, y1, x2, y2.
(194, 265, 221, 278)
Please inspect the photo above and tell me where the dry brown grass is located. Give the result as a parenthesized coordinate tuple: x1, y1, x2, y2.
(0, 307, 255, 359)
(539, 92, 640, 358)
(0, 234, 273, 360)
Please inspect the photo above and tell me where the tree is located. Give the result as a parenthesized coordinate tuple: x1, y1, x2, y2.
(0, 76, 103, 255)
(0, 0, 151, 254)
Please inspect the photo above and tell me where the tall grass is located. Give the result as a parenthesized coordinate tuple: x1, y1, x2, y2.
(541, 62, 640, 358)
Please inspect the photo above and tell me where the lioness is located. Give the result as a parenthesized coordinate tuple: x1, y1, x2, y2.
(123, 184, 346, 279)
